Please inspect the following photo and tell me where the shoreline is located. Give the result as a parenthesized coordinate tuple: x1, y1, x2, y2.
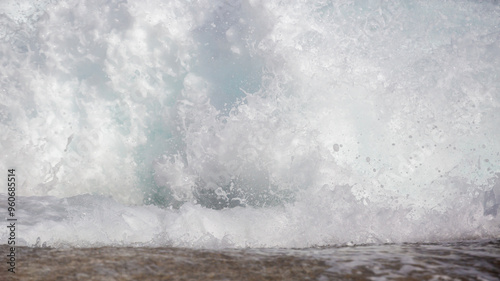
(1, 245, 329, 281)
(2, 239, 499, 280)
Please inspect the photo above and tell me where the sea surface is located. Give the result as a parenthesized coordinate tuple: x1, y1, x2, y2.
(0, 0, 499, 279)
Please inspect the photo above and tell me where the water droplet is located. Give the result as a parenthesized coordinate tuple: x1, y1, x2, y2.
(333, 144, 340, 152)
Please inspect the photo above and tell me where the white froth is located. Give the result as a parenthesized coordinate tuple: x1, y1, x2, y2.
(0, 0, 499, 248)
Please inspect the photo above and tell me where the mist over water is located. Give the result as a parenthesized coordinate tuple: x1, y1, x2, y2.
(0, 0, 499, 248)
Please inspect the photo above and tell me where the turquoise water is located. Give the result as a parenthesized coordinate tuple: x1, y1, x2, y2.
(0, 0, 499, 248)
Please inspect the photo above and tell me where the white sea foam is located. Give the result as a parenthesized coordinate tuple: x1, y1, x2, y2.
(0, 0, 499, 248)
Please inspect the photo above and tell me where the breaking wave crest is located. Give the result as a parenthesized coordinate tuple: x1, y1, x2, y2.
(0, 0, 499, 248)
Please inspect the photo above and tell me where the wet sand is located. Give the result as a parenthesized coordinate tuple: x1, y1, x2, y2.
(3, 245, 329, 281)
(2, 239, 500, 280)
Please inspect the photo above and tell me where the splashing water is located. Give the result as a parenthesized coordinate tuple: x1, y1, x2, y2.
(0, 0, 499, 248)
